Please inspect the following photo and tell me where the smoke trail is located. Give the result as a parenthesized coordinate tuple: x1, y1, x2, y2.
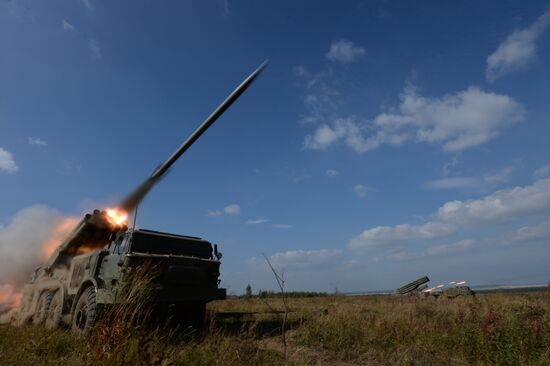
(0, 205, 78, 311)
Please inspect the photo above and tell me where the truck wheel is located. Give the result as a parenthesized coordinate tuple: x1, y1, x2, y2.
(71, 286, 97, 336)
(33, 291, 53, 325)
(45, 290, 63, 329)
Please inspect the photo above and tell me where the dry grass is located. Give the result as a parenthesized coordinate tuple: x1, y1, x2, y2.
(1, 292, 549, 365)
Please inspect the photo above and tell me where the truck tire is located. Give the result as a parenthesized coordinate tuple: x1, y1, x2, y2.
(45, 290, 63, 329)
(71, 286, 97, 336)
(33, 291, 53, 325)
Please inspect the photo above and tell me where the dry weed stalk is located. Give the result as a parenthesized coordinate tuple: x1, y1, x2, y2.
(262, 253, 289, 363)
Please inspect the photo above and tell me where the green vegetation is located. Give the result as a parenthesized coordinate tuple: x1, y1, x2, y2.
(1, 292, 549, 365)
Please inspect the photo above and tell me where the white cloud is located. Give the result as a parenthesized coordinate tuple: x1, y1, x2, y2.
(0, 148, 18, 174)
(371, 85, 525, 152)
(508, 219, 550, 242)
(350, 178, 550, 249)
(326, 40, 365, 63)
(434, 178, 550, 225)
(534, 163, 550, 178)
(424, 177, 478, 190)
(250, 249, 342, 270)
(272, 224, 292, 229)
(388, 219, 550, 262)
(28, 137, 47, 146)
(486, 10, 550, 82)
(223, 204, 240, 215)
(304, 118, 376, 154)
(425, 239, 475, 256)
(350, 222, 454, 249)
(89, 39, 101, 59)
(325, 169, 340, 177)
(352, 184, 370, 198)
(246, 218, 268, 225)
(483, 166, 514, 185)
(303, 86, 524, 154)
(62, 20, 75, 31)
(293, 65, 342, 126)
(426, 165, 516, 190)
(206, 203, 241, 217)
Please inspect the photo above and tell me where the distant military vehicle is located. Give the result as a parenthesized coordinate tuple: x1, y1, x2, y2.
(395, 276, 430, 296)
(9, 61, 268, 335)
(441, 285, 475, 298)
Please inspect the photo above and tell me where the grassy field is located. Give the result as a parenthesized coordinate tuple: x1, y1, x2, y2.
(1, 292, 549, 365)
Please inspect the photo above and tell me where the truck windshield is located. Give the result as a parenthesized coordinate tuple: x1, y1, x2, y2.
(129, 230, 213, 259)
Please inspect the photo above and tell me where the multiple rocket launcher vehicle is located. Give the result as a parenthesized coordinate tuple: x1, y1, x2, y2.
(9, 62, 268, 334)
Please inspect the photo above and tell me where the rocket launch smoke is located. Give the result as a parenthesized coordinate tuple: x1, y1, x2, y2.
(0, 205, 78, 311)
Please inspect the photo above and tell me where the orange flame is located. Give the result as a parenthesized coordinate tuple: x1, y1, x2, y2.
(106, 208, 129, 226)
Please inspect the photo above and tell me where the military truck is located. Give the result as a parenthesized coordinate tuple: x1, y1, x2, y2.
(9, 61, 268, 335)
(16, 211, 225, 334)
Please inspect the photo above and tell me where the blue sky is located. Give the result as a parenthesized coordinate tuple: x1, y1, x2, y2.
(1, 0, 550, 295)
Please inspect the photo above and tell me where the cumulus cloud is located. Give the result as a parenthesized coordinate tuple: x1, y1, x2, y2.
(434, 178, 550, 225)
(426, 165, 516, 190)
(304, 118, 376, 154)
(326, 40, 365, 63)
(28, 137, 47, 146)
(352, 184, 371, 198)
(425, 239, 475, 256)
(325, 169, 340, 177)
(293, 65, 341, 125)
(246, 218, 268, 225)
(534, 163, 550, 178)
(483, 166, 514, 185)
(224, 204, 240, 215)
(250, 249, 341, 270)
(508, 219, 550, 242)
(206, 203, 241, 217)
(304, 86, 524, 154)
(385, 219, 550, 262)
(350, 222, 454, 249)
(62, 20, 75, 31)
(350, 178, 550, 249)
(89, 39, 101, 59)
(486, 10, 550, 82)
(0, 148, 18, 174)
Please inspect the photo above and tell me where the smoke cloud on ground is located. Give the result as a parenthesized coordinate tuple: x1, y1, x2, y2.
(0, 205, 78, 310)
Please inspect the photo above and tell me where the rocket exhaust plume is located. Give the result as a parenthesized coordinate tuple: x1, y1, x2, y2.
(0, 206, 79, 311)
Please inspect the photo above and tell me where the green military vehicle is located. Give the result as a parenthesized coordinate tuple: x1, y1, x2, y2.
(16, 211, 226, 334)
(9, 61, 267, 335)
